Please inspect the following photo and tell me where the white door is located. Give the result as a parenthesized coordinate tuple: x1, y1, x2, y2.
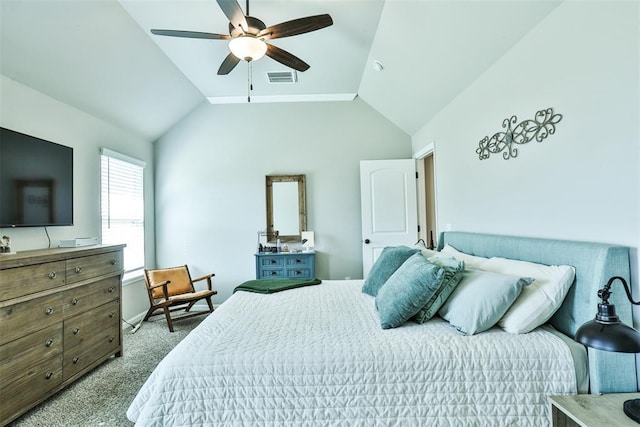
(360, 159, 418, 277)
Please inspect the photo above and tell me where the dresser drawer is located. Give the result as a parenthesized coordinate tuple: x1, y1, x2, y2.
(66, 251, 123, 284)
(63, 300, 120, 381)
(0, 293, 65, 345)
(63, 276, 120, 317)
(0, 353, 63, 423)
(0, 261, 65, 302)
(0, 323, 63, 381)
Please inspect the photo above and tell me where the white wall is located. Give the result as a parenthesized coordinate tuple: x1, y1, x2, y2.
(154, 97, 411, 302)
(0, 75, 156, 322)
(412, 1, 639, 386)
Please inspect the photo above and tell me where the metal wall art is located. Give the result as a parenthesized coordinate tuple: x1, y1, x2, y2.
(476, 108, 563, 160)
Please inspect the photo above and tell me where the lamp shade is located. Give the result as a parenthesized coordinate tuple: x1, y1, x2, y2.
(229, 36, 267, 61)
(576, 318, 640, 353)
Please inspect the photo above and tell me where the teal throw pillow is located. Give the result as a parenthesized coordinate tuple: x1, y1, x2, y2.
(438, 269, 533, 335)
(362, 246, 419, 296)
(375, 253, 445, 329)
(412, 255, 465, 324)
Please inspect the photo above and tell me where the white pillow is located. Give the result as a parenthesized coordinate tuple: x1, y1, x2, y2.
(440, 244, 489, 269)
(480, 257, 576, 334)
(413, 241, 439, 259)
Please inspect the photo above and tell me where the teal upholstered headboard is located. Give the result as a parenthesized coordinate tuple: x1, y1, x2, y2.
(438, 231, 637, 394)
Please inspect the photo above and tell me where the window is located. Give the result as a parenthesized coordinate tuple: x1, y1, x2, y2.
(101, 148, 145, 280)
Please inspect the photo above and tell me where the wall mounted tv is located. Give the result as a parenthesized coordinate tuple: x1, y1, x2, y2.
(0, 127, 73, 227)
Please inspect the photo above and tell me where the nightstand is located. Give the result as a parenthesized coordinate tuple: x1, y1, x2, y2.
(255, 251, 315, 279)
(549, 393, 640, 427)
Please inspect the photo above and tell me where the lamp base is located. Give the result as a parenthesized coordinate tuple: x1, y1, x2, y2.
(624, 398, 640, 424)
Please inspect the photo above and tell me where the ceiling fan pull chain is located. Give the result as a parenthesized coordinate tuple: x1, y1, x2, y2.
(247, 61, 252, 103)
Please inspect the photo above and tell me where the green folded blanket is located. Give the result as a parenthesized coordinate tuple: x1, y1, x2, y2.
(234, 278, 321, 294)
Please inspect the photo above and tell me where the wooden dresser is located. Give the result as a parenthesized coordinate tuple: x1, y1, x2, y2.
(0, 244, 125, 425)
(255, 251, 315, 279)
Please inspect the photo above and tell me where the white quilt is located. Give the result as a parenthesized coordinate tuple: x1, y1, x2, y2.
(127, 280, 577, 426)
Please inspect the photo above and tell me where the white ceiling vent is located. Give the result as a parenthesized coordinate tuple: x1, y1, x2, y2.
(267, 71, 298, 84)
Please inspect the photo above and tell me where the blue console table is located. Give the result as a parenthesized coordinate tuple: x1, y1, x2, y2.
(255, 251, 316, 279)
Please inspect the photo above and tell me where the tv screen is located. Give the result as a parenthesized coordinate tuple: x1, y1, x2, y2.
(0, 127, 73, 227)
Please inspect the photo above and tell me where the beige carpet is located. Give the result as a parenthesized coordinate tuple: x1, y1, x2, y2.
(10, 315, 206, 427)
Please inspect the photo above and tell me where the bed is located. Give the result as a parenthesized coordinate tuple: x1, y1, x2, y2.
(127, 232, 637, 426)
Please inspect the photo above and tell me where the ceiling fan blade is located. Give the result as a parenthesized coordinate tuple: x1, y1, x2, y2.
(265, 44, 310, 72)
(258, 14, 333, 40)
(151, 29, 230, 40)
(217, 53, 241, 75)
(216, 0, 249, 33)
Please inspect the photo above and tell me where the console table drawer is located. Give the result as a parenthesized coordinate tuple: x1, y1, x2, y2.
(258, 256, 284, 267)
(286, 268, 311, 278)
(259, 268, 285, 278)
(286, 256, 311, 267)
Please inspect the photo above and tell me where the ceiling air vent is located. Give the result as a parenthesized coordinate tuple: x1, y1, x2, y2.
(267, 71, 298, 84)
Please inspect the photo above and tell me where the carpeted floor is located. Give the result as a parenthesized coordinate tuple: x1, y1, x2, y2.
(9, 315, 205, 427)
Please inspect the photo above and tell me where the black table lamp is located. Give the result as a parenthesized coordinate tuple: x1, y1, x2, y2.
(575, 276, 640, 423)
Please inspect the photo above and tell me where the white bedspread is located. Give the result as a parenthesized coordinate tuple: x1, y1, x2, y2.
(127, 280, 577, 426)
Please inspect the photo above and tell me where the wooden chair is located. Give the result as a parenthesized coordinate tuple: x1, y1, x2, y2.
(143, 265, 217, 332)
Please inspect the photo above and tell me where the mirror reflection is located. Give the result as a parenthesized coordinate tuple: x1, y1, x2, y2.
(266, 175, 306, 243)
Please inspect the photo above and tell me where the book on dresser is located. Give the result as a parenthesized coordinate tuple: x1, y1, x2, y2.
(0, 244, 125, 425)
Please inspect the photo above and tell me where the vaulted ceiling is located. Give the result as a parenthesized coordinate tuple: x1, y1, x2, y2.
(0, 0, 561, 141)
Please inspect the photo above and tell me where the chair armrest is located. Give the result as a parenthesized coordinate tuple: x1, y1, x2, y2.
(192, 273, 215, 291)
(148, 280, 170, 299)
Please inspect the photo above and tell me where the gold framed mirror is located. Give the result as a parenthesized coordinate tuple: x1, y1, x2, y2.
(266, 175, 306, 243)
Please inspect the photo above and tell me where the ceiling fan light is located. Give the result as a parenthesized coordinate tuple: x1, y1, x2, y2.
(229, 36, 267, 62)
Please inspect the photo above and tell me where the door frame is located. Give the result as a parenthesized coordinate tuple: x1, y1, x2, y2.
(414, 142, 439, 248)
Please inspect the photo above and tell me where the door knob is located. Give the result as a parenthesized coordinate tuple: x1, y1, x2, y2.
(364, 239, 370, 244)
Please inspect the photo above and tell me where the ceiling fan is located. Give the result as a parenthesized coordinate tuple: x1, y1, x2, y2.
(150, 0, 333, 76)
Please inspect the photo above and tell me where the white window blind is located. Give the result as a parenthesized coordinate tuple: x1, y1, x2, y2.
(101, 148, 145, 277)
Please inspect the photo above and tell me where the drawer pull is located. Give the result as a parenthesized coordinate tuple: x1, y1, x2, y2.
(270, 271, 277, 276)
(108, 286, 115, 293)
(45, 306, 54, 315)
(110, 259, 117, 265)
(72, 356, 80, 364)
(109, 312, 115, 318)
(294, 270, 302, 275)
(295, 259, 302, 264)
(71, 298, 79, 305)
(48, 271, 57, 279)
(73, 327, 80, 335)
(109, 336, 115, 343)
(45, 372, 53, 380)
(45, 338, 54, 347)
(270, 259, 277, 264)
(74, 266, 82, 273)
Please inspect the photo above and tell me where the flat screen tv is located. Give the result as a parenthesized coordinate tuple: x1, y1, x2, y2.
(0, 127, 73, 227)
